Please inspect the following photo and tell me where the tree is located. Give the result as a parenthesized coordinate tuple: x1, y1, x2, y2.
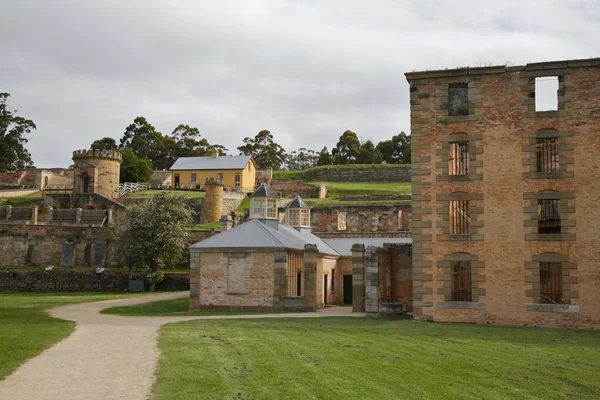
(90, 137, 119, 151)
(357, 140, 383, 164)
(119, 117, 169, 169)
(237, 130, 287, 170)
(331, 130, 361, 164)
(376, 132, 411, 164)
(0, 93, 36, 171)
(286, 148, 318, 170)
(316, 146, 333, 166)
(116, 192, 194, 278)
(119, 147, 153, 183)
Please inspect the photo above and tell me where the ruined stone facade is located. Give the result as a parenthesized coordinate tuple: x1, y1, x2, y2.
(72, 149, 122, 199)
(405, 58, 600, 328)
(310, 205, 411, 233)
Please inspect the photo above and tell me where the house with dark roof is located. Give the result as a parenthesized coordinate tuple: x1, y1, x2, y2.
(169, 151, 256, 191)
(189, 182, 413, 313)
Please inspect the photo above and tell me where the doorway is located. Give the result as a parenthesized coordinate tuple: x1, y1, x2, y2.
(343, 275, 353, 305)
(323, 274, 328, 305)
(174, 174, 180, 188)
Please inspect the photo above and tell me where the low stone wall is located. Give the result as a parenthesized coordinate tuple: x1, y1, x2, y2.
(0, 268, 189, 292)
(270, 179, 326, 199)
(222, 190, 247, 216)
(304, 165, 411, 182)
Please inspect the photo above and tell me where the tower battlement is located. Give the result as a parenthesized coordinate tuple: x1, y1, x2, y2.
(72, 149, 123, 163)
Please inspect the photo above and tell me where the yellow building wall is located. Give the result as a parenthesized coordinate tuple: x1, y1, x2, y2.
(171, 160, 256, 190)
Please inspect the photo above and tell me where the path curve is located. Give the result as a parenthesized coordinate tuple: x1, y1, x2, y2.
(0, 292, 365, 400)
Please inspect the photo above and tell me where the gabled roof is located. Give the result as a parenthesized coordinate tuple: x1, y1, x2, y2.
(189, 219, 339, 256)
(251, 182, 279, 198)
(286, 195, 310, 209)
(170, 155, 252, 171)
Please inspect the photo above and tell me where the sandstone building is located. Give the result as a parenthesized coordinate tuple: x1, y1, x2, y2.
(405, 57, 600, 328)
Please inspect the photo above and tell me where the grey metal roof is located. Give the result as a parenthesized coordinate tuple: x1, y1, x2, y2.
(251, 182, 279, 198)
(170, 155, 252, 170)
(286, 195, 310, 209)
(189, 219, 339, 256)
(322, 237, 412, 257)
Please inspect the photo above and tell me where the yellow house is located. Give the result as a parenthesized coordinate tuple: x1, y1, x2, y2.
(169, 152, 256, 191)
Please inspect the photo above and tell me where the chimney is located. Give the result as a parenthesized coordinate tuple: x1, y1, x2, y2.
(211, 151, 219, 157)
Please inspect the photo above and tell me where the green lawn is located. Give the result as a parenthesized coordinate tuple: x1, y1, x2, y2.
(305, 181, 411, 207)
(125, 190, 206, 199)
(153, 318, 600, 400)
(0, 192, 43, 207)
(102, 298, 284, 317)
(0, 292, 142, 379)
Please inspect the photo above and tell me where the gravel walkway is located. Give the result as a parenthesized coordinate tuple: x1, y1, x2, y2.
(0, 292, 363, 400)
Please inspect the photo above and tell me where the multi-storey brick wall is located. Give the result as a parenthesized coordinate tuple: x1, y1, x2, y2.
(405, 58, 600, 328)
(311, 205, 411, 233)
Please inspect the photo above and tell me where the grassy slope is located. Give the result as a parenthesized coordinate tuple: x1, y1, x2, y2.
(0, 293, 141, 379)
(0, 192, 43, 207)
(153, 318, 600, 400)
(101, 298, 284, 317)
(273, 164, 410, 181)
(305, 181, 411, 207)
(125, 190, 206, 199)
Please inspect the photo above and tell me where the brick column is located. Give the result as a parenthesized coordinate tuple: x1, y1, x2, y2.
(47, 206, 54, 224)
(303, 244, 318, 312)
(351, 243, 365, 312)
(107, 209, 113, 225)
(189, 249, 201, 311)
(31, 206, 38, 225)
(76, 208, 82, 223)
(220, 215, 233, 231)
(364, 246, 379, 313)
(272, 251, 287, 310)
(6, 205, 12, 221)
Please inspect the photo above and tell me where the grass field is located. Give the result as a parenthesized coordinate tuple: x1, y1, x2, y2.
(153, 318, 600, 400)
(0, 292, 143, 379)
(124, 190, 206, 199)
(304, 181, 411, 206)
(0, 192, 43, 207)
(102, 298, 284, 317)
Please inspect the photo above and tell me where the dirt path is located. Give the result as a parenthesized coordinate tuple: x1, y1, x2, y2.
(0, 292, 364, 400)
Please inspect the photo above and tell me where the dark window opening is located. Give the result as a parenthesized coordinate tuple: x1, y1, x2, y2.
(538, 199, 561, 234)
(535, 76, 558, 111)
(536, 137, 559, 172)
(449, 200, 470, 235)
(331, 269, 335, 291)
(448, 83, 469, 116)
(81, 177, 90, 194)
(296, 272, 302, 296)
(449, 141, 469, 175)
(540, 262, 563, 304)
(451, 261, 472, 302)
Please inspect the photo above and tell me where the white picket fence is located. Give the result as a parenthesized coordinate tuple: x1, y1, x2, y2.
(118, 182, 149, 197)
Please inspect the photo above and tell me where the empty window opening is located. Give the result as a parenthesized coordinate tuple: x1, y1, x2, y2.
(451, 261, 472, 302)
(535, 77, 559, 111)
(449, 199, 470, 235)
(536, 137, 559, 172)
(449, 141, 470, 175)
(538, 199, 561, 234)
(539, 262, 563, 304)
(448, 83, 469, 116)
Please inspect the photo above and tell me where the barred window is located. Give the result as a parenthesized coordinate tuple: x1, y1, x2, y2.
(538, 199, 561, 234)
(286, 253, 304, 297)
(448, 83, 469, 116)
(449, 200, 470, 235)
(540, 262, 563, 304)
(536, 137, 559, 172)
(449, 141, 469, 175)
(451, 261, 472, 302)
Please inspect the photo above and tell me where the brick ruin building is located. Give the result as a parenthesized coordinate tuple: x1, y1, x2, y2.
(405, 57, 600, 328)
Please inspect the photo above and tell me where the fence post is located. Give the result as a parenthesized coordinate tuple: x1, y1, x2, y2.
(31, 206, 38, 225)
(76, 208, 82, 223)
(47, 206, 54, 224)
(107, 209, 113, 225)
(6, 205, 11, 221)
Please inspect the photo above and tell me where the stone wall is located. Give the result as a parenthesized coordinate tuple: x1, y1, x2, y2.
(269, 179, 326, 199)
(406, 58, 600, 329)
(0, 189, 40, 198)
(311, 204, 411, 233)
(0, 224, 118, 267)
(222, 190, 247, 216)
(0, 268, 188, 292)
(301, 165, 411, 182)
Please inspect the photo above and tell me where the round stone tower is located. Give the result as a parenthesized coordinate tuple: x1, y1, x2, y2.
(72, 149, 122, 199)
(203, 178, 224, 223)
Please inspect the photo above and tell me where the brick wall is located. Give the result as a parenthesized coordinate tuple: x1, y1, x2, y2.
(0, 268, 188, 292)
(406, 58, 600, 329)
(311, 205, 411, 233)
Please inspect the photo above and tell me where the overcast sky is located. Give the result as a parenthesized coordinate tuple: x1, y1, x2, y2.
(2, 0, 599, 168)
